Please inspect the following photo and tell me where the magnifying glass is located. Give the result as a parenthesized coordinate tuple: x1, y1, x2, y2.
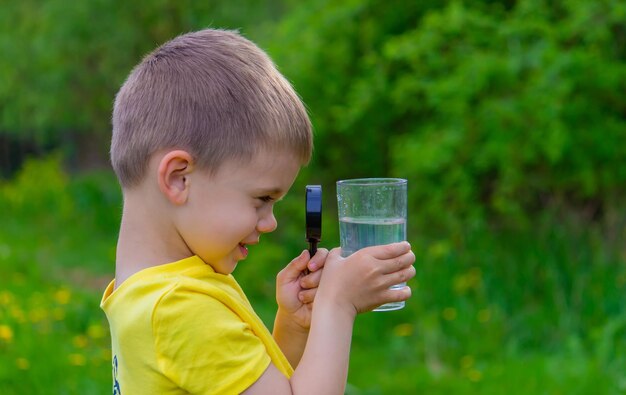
(305, 185, 322, 257)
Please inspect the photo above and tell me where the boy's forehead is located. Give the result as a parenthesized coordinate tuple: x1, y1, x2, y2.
(256, 147, 302, 162)
(216, 149, 301, 186)
(244, 149, 302, 172)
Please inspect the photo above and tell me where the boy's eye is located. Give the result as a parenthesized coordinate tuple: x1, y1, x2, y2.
(257, 196, 274, 203)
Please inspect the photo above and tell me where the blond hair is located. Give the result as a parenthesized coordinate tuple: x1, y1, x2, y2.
(111, 29, 312, 188)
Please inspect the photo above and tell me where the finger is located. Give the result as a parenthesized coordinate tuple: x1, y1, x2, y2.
(383, 265, 416, 287)
(300, 268, 323, 289)
(277, 250, 309, 283)
(298, 288, 317, 304)
(380, 250, 415, 275)
(363, 241, 411, 260)
(307, 248, 329, 272)
(327, 247, 343, 258)
(378, 285, 412, 306)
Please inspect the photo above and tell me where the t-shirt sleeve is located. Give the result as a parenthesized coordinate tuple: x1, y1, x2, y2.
(153, 285, 271, 394)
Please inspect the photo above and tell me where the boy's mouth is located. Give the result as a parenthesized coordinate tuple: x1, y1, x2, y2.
(238, 243, 249, 258)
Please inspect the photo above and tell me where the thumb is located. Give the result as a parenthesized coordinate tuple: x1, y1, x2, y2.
(278, 250, 310, 283)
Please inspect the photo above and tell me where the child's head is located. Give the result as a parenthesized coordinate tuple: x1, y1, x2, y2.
(110, 28, 312, 189)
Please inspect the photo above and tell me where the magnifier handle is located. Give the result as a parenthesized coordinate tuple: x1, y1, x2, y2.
(305, 184, 322, 273)
(308, 240, 318, 257)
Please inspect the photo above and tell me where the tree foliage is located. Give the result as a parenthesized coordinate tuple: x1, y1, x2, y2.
(1, 0, 625, 230)
(0, 0, 287, 151)
(270, 0, 626, 229)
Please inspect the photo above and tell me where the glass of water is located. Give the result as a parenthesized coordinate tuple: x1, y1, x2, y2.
(336, 178, 408, 311)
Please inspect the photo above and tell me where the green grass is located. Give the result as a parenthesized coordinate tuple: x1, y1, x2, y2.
(1, 156, 625, 394)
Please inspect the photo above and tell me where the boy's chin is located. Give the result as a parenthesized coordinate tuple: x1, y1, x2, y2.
(210, 258, 239, 275)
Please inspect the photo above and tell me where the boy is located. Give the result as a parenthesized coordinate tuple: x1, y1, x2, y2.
(101, 29, 415, 394)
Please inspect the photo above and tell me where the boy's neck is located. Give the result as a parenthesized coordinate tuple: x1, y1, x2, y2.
(114, 191, 191, 289)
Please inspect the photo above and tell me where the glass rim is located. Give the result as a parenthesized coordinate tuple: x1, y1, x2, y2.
(336, 178, 407, 187)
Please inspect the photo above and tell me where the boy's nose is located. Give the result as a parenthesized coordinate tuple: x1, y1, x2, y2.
(257, 212, 277, 233)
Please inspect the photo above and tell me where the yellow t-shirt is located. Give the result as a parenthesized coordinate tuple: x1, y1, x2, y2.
(100, 256, 293, 394)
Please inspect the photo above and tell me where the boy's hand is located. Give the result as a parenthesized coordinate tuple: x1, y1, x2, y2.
(317, 242, 416, 317)
(275, 248, 329, 331)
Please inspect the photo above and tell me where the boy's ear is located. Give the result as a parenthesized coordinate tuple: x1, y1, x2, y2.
(157, 150, 194, 205)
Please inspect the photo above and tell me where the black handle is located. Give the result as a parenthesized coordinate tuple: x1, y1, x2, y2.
(305, 185, 322, 257)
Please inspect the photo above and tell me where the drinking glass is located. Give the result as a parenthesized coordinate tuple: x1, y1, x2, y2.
(336, 178, 408, 311)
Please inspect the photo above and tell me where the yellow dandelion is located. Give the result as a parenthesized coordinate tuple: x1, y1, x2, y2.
(16, 358, 30, 370)
(467, 369, 482, 382)
(478, 308, 491, 323)
(87, 323, 106, 339)
(73, 335, 88, 349)
(0, 290, 14, 305)
(28, 308, 48, 323)
(460, 355, 474, 369)
(10, 307, 26, 323)
(453, 268, 483, 294)
(52, 307, 65, 321)
(54, 288, 72, 305)
(13, 273, 26, 285)
(393, 323, 414, 337)
(468, 267, 482, 281)
(101, 348, 112, 361)
(442, 307, 457, 321)
(69, 353, 86, 366)
(0, 325, 14, 342)
(453, 275, 468, 294)
(427, 240, 451, 259)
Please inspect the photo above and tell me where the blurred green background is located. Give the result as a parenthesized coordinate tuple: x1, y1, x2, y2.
(1, 0, 625, 393)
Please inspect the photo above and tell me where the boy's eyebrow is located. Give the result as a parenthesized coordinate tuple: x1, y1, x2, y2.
(254, 187, 287, 198)
(256, 187, 287, 202)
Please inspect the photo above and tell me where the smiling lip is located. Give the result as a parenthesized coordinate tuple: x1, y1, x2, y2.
(239, 243, 249, 258)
